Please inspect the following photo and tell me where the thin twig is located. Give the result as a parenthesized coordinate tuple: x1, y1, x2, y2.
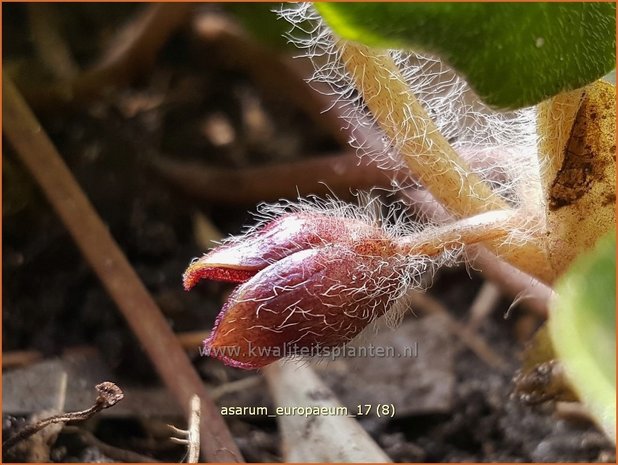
(410, 293, 509, 371)
(27, 3, 79, 80)
(467, 281, 502, 331)
(177, 330, 211, 351)
(469, 246, 552, 318)
(3, 350, 43, 370)
(210, 376, 263, 402)
(150, 152, 394, 206)
(170, 395, 201, 462)
(21, 3, 193, 112)
(2, 382, 123, 455)
(3, 74, 243, 462)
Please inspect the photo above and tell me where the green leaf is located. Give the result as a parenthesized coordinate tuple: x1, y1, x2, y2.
(549, 229, 616, 441)
(315, 3, 616, 109)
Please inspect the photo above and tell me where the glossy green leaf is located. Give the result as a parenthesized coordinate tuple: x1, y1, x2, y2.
(549, 229, 616, 441)
(316, 3, 616, 109)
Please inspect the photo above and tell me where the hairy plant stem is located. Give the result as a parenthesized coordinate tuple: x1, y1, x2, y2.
(397, 209, 517, 256)
(337, 40, 554, 283)
(338, 41, 505, 215)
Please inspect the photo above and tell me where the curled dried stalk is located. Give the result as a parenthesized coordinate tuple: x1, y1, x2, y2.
(150, 151, 395, 206)
(337, 40, 553, 284)
(2, 382, 123, 455)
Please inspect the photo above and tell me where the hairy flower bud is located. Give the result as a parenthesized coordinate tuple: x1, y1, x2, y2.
(183, 211, 408, 369)
(183, 211, 388, 288)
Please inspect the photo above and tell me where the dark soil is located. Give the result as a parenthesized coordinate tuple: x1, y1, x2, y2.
(3, 4, 614, 462)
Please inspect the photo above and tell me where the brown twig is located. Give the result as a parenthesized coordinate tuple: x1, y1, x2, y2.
(3, 74, 243, 462)
(467, 281, 502, 331)
(193, 12, 350, 147)
(150, 152, 394, 206)
(2, 382, 123, 455)
(3, 350, 43, 370)
(469, 246, 552, 318)
(27, 4, 80, 80)
(209, 376, 263, 402)
(410, 293, 509, 371)
(21, 3, 193, 111)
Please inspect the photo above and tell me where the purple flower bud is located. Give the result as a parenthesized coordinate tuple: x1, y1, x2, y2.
(184, 211, 404, 369)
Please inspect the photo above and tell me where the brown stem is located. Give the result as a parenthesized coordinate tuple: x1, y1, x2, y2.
(409, 293, 508, 370)
(27, 4, 80, 80)
(3, 350, 43, 370)
(468, 246, 552, 318)
(193, 12, 350, 147)
(149, 152, 395, 205)
(21, 3, 193, 112)
(3, 74, 243, 462)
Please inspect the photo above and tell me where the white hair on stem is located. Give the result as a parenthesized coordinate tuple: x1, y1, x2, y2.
(278, 3, 545, 218)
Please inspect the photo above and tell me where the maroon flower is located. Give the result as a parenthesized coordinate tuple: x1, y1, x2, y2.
(183, 211, 405, 369)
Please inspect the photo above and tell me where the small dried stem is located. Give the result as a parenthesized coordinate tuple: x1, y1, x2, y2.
(170, 395, 201, 462)
(410, 293, 508, 370)
(2, 382, 123, 455)
(3, 350, 43, 369)
(467, 281, 502, 331)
